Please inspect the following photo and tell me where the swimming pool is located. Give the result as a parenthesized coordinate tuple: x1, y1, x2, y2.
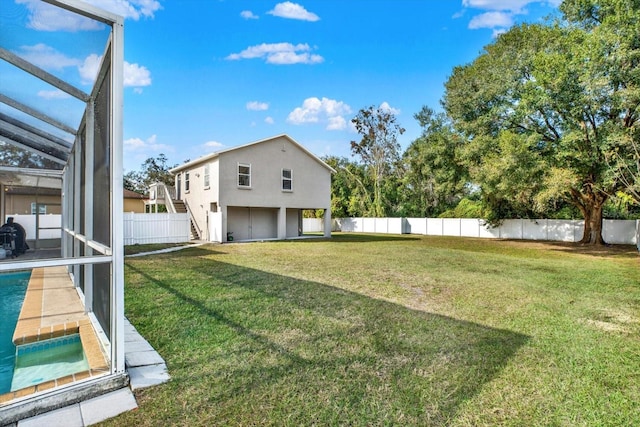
(0, 271, 30, 394)
(11, 334, 89, 391)
(0, 271, 90, 395)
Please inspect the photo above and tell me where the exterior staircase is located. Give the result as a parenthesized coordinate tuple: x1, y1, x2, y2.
(147, 183, 201, 241)
(172, 200, 187, 213)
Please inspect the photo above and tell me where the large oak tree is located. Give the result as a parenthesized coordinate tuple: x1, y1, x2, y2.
(443, 0, 640, 244)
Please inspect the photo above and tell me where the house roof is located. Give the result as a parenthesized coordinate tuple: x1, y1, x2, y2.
(170, 134, 336, 174)
(3, 185, 61, 196)
(123, 189, 146, 199)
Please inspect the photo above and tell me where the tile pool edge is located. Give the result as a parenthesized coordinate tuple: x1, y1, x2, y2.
(0, 321, 110, 405)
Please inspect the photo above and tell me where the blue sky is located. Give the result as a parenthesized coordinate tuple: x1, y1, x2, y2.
(1, 0, 562, 172)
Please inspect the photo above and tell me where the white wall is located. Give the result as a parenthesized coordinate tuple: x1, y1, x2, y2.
(333, 217, 639, 246)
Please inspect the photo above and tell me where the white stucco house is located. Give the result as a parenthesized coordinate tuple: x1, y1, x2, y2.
(169, 134, 334, 242)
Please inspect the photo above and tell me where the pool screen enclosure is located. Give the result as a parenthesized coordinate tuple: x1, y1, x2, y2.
(0, 0, 126, 416)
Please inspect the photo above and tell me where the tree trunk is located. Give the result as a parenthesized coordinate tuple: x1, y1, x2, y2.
(580, 203, 605, 245)
(573, 187, 607, 245)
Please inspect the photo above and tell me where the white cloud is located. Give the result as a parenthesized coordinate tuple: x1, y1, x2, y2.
(16, 0, 103, 31)
(204, 141, 224, 150)
(327, 116, 347, 131)
(90, 0, 162, 20)
(469, 12, 513, 30)
(16, 0, 162, 32)
(241, 10, 259, 19)
(78, 53, 151, 88)
(469, 11, 513, 29)
(78, 54, 102, 85)
(124, 134, 172, 152)
(462, 0, 532, 12)
(16, 44, 80, 70)
(462, 0, 559, 33)
(227, 43, 324, 65)
(287, 97, 352, 131)
(379, 102, 401, 115)
(37, 90, 71, 100)
(15, 45, 151, 89)
(124, 62, 152, 87)
(265, 117, 275, 124)
(246, 101, 269, 111)
(267, 2, 319, 22)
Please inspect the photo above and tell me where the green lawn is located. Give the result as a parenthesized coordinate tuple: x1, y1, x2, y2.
(107, 234, 640, 426)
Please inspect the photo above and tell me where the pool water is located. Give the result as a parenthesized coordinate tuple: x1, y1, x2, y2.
(11, 334, 89, 391)
(0, 271, 30, 394)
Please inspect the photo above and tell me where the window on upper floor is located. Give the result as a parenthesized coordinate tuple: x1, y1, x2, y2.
(282, 169, 292, 191)
(204, 164, 210, 188)
(238, 163, 251, 188)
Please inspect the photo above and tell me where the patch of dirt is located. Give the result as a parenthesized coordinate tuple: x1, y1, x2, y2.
(581, 308, 639, 334)
(583, 319, 630, 333)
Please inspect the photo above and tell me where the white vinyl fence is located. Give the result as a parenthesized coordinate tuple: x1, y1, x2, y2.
(8, 213, 639, 249)
(302, 217, 325, 233)
(6, 213, 191, 246)
(328, 217, 639, 247)
(123, 213, 190, 245)
(3, 214, 62, 239)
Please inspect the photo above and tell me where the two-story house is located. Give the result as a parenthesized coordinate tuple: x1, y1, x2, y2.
(170, 134, 334, 242)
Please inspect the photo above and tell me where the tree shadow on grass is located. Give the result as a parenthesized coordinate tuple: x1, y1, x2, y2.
(295, 232, 421, 243)
(542, 241, 639, 259)
(125, 260, 528, 425)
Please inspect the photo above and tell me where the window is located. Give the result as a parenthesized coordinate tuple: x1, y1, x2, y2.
(31, 203, 47, 215)
(185, 171, 190, 192)
(282, 169, 292, 191)
(204, 164, 210, 188)
(238, 163, 251, 187)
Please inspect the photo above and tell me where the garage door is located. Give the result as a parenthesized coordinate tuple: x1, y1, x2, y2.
(227, 207, 278, 240)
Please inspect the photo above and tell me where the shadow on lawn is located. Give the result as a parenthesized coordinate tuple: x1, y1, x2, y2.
(301, 232, 421, 243)
(543, 241, 639, 259)
(126, 259, 529, 425)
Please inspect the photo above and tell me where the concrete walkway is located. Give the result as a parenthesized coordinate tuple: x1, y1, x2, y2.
(125, 241, 207, 258)
(16, 319, 169, 426)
